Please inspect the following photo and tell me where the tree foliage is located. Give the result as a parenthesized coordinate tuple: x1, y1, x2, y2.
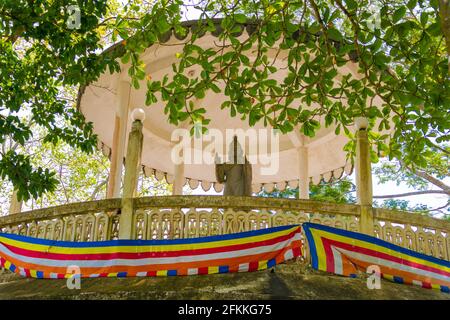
(1, 0, 449, 201)
(257, 177, 356, 203)
(0, 123, 172, 214)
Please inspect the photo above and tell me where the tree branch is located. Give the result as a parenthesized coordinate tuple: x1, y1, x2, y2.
(374, 190, 449, 198)
(397, 160, 450, 193)
(408, 167, 450, 193)
(427, 200, 450, 214)
(91, 179, 108, 200)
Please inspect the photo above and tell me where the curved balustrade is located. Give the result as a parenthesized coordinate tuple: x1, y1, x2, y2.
(0, 199, 121, 242)
(373, 208, 450, 260)
(0, 196, 449, 261)
(131, 196, 360, 240)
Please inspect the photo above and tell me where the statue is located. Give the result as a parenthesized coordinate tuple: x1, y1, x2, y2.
(215, 136, 252, 196)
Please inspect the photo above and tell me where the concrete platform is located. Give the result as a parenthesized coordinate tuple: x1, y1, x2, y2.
(0, 262, 448, 300)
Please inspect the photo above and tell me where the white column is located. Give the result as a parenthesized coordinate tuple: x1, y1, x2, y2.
(298, 146, 309, 199)
(107, 81, 131, 198)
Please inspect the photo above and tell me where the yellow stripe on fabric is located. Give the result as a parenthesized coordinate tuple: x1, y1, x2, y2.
(431, 284, 440, 290)
(383, 274, 394, 281)
(310, 228, 450, 273)
(4, 261, 11, 269)
(107, 273, 118, 277)
(311, 232, 328, 272)
(258, 260, 268, 270)
(156, 270, 167, 276)
(208, 266, 219, 274)
(0, 226, 300, 255)
(30, 270, 37, 278)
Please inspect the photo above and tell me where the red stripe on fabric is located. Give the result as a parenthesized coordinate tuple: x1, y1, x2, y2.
(321, 237, 450, 277)
(323, 238, 335, 273)
(198, 267, 208, 275)
(248, 261, 258, 272)
(292, 246, 301, 258)
(422, 282, 432, 289)
(1, 228, 301, 261)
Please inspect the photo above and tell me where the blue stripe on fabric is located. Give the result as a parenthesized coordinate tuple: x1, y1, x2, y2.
(36, 271, 44, 279)
(301, 223, 319, 270)
(117, 272, 127, 278)
(0, 224, 298, 248)
(393, 276, 403, 284)
(218, 266, 229, 274)
(441, 286, 449, 293)
(167, 270, 177, 276)
(267, 259, 276, 268)
(302, 223, 450, 268)
(9, 263, 16, 272)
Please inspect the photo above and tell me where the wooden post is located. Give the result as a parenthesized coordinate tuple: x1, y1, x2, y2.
(355, 117, 374, 235)
(298, 146, 309, 199)
(173, 162, 185, 195)
(118, 109, 145, 239)
(9, 190, 22, 214)
(107, 81, 131, 198)
(107, 115, 122, 198)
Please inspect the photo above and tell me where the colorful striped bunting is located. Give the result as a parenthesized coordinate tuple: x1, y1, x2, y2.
(302, 223, 450, 293)
(0, 225, 302, 279)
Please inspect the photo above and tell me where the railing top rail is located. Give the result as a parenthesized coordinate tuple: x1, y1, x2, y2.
(134, 195, 360, 216)
(374, 208, 450, 231)
(1, 196, 449, 233)
(0, 198, 121, 227)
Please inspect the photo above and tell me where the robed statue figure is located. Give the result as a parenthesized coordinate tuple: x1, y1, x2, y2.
(215, 136, 252, 196)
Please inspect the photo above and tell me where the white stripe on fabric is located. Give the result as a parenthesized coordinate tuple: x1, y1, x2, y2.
(136, 272, 147, 277)
(187, 268, 198, 275)
(412, 280, 423, 286)
(284, 249, 293, 261)
(331, 246, 344, 275)
(238, 263, 249, 272)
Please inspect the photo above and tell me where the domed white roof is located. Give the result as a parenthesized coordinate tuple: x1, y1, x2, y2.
(78, 20, 384, 192)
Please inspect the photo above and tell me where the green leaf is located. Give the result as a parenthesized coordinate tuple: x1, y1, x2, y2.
(345, 0, 358, 11)
(393, 6, 406, 24)
(234, 14, 247, 24)
(407, 0, 417, 10)
(420, 12, 428, 26)
(327, 28, 342, 41)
